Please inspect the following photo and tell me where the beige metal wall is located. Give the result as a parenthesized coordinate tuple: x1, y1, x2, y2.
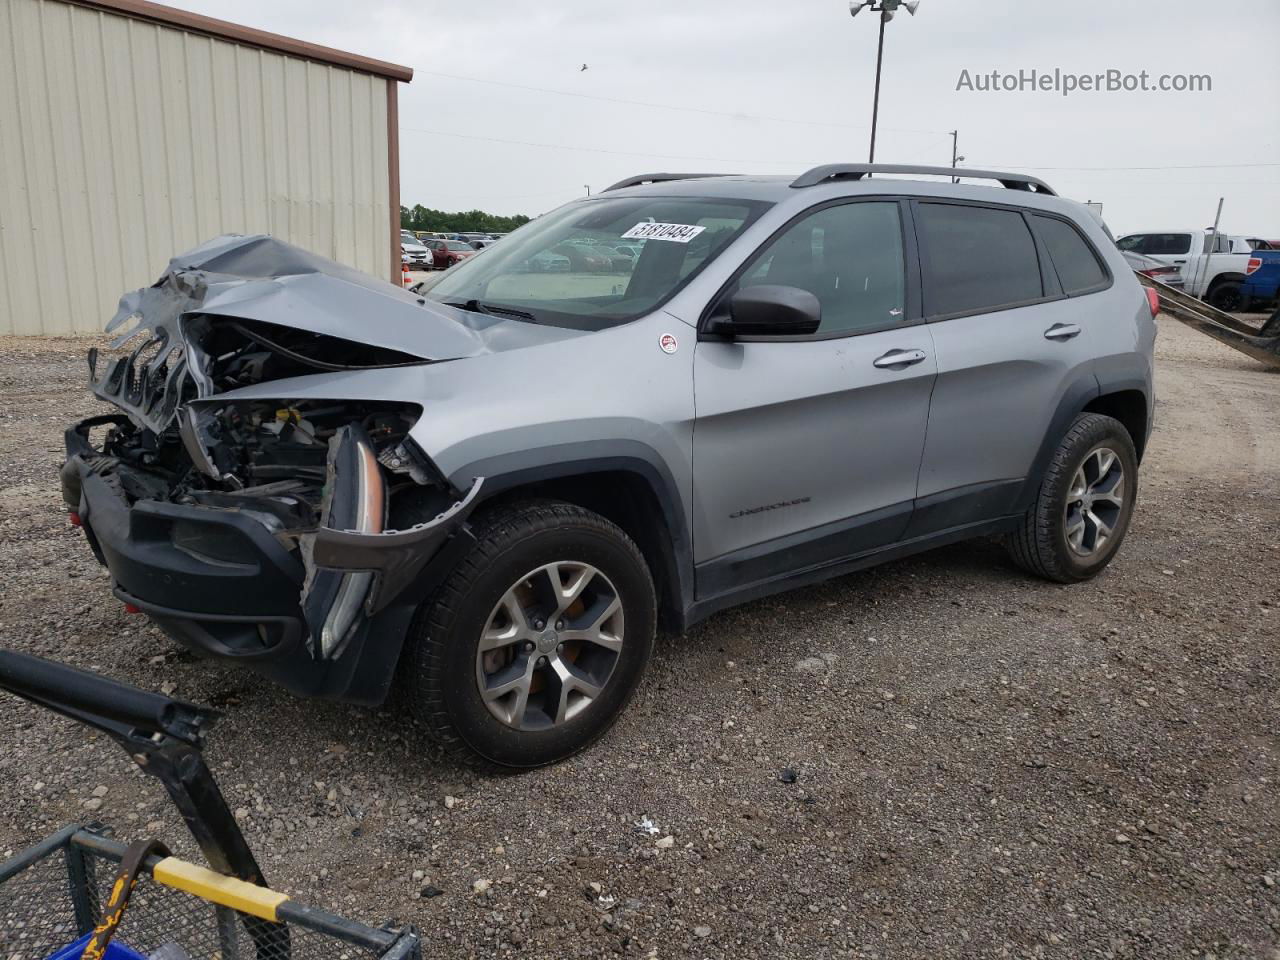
(0, 0, 392, 335)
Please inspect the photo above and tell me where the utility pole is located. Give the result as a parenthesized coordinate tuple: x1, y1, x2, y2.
(1194, 197, 1224, 302)
(849, 1, 921, 164)
(949, 129, 964, 182)
(584, 185, 591, 196)
(869, 14, 887, 162)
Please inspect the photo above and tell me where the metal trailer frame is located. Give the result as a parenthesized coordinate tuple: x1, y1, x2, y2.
(0, 648, 421, 960)
(0, 827, 420, 960)
(1138, 271, 1280, 369)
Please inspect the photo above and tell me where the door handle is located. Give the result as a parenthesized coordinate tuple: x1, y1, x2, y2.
(873, 348, 927, 369)
(1043, 323, 1081, 341)
(1173, 259, 1186, 265)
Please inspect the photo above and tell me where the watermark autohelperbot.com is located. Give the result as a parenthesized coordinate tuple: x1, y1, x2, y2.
(956, 68, 1212, 97)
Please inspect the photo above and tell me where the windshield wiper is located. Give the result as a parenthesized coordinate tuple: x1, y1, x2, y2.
(444, 299, 539, 322)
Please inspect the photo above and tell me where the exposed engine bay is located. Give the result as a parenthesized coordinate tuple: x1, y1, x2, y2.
(61, 236, 484, 677)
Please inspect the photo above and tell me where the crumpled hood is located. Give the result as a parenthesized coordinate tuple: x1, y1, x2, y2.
(93, 234, 585, 431)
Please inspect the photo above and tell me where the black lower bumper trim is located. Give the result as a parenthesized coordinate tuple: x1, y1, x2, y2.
(74, 465, 306, 618)
(114, 588, 305, 661)
(62, 418, 480, 704)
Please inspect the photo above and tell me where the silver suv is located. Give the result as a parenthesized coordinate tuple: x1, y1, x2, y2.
(62, 164, 1156, 768)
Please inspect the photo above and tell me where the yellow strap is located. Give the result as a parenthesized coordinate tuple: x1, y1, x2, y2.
(151, 858, 289, 921)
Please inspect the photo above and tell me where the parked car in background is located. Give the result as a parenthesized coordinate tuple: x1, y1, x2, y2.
(1241, 250, 1280, 311)
(552, 241, 612, 272)
(518, 250, 571, 273)
(591, 245, 636, 272)
(1121, 250, 1184, 290)
(401, 232, 433, 269)
(424, 238, 478, 268)
(1116, 229, 1256, 310)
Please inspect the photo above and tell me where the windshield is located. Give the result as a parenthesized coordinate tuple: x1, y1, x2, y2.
(425, 196, 769, 329)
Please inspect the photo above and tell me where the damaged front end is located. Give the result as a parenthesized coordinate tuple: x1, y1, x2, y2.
(61, 236, 482, 704)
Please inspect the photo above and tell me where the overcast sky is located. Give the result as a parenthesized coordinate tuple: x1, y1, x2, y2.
(172, 0, 1279, 236)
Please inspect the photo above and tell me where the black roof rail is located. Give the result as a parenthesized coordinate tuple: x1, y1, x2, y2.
(790, 163, 1057, 195)
(602, 173, 735, 192)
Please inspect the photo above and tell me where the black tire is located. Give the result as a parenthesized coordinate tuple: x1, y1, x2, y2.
(401, 500, 656, 769)
(1207, 280, 1244, 313)
(1006, 413, 1138, 584)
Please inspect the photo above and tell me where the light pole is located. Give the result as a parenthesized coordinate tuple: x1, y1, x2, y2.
(949, 129, 964, 182)
(849, 0, 920, 163)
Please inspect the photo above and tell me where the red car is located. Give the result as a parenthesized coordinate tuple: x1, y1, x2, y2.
(424, 239, 478, 269)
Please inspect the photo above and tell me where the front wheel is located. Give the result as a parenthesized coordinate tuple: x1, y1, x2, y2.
(1006, 413, 1139, 583)
(400, 500, 656, 768)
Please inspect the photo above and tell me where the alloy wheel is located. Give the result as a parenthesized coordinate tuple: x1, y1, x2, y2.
(1063, 446, 1125, 556)
(475, 561, 624, 730)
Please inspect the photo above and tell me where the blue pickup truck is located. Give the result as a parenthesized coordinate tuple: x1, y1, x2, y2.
(1242, 249, 1280, 311)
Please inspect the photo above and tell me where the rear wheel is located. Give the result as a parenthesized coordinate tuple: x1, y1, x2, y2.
(1207, 280, 1244, 312)
(1006, 413, 1138, 583)
(401, 501, 655, 768)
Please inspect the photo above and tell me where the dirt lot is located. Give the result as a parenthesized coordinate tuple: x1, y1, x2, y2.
(1, 316, 1277, 959)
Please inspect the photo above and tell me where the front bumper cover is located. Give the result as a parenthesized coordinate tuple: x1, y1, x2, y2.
(61, 418, 480, 704)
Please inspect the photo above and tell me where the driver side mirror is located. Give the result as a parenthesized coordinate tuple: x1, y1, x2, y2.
(707, 285, 822, 338)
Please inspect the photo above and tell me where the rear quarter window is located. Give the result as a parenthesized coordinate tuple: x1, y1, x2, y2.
(1033, 215, 1109, 295)
(917, 202, 1043, 317)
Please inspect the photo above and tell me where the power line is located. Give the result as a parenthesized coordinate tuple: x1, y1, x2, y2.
(409, 67, 949, 138)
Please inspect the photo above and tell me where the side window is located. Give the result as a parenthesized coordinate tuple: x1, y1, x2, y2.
(1033, 215, 1108, 294)
(1116, 234, 1147, 253)
(917, 203, 1043, 317)
(739, 202, 905, 335)
(1145, 233, 1192, 256)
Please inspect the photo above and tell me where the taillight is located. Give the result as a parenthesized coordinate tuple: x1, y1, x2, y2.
(1145, 288, 1160, 316)
(1246, 257, 1261, 275)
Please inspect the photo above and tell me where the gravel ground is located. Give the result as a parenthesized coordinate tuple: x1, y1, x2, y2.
(1, 315, 1277, 959)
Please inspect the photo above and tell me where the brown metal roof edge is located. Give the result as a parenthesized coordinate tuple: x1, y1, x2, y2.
(65, 0, 413, 82)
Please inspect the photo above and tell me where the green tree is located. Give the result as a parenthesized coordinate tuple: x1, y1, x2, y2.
(400, 204, 532, 234)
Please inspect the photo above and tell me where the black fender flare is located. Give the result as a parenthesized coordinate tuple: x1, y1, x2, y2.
(449, 440, 696, 630)
(1011, 373, 1102, 514)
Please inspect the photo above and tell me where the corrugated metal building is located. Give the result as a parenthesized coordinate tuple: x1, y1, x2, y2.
(0, 0, 412, 335)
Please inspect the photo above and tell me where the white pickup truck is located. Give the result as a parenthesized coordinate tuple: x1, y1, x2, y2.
(1115, 229, 1257, 311)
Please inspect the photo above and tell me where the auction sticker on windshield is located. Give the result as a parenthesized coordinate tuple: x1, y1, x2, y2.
(621, 222, 706, 243)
